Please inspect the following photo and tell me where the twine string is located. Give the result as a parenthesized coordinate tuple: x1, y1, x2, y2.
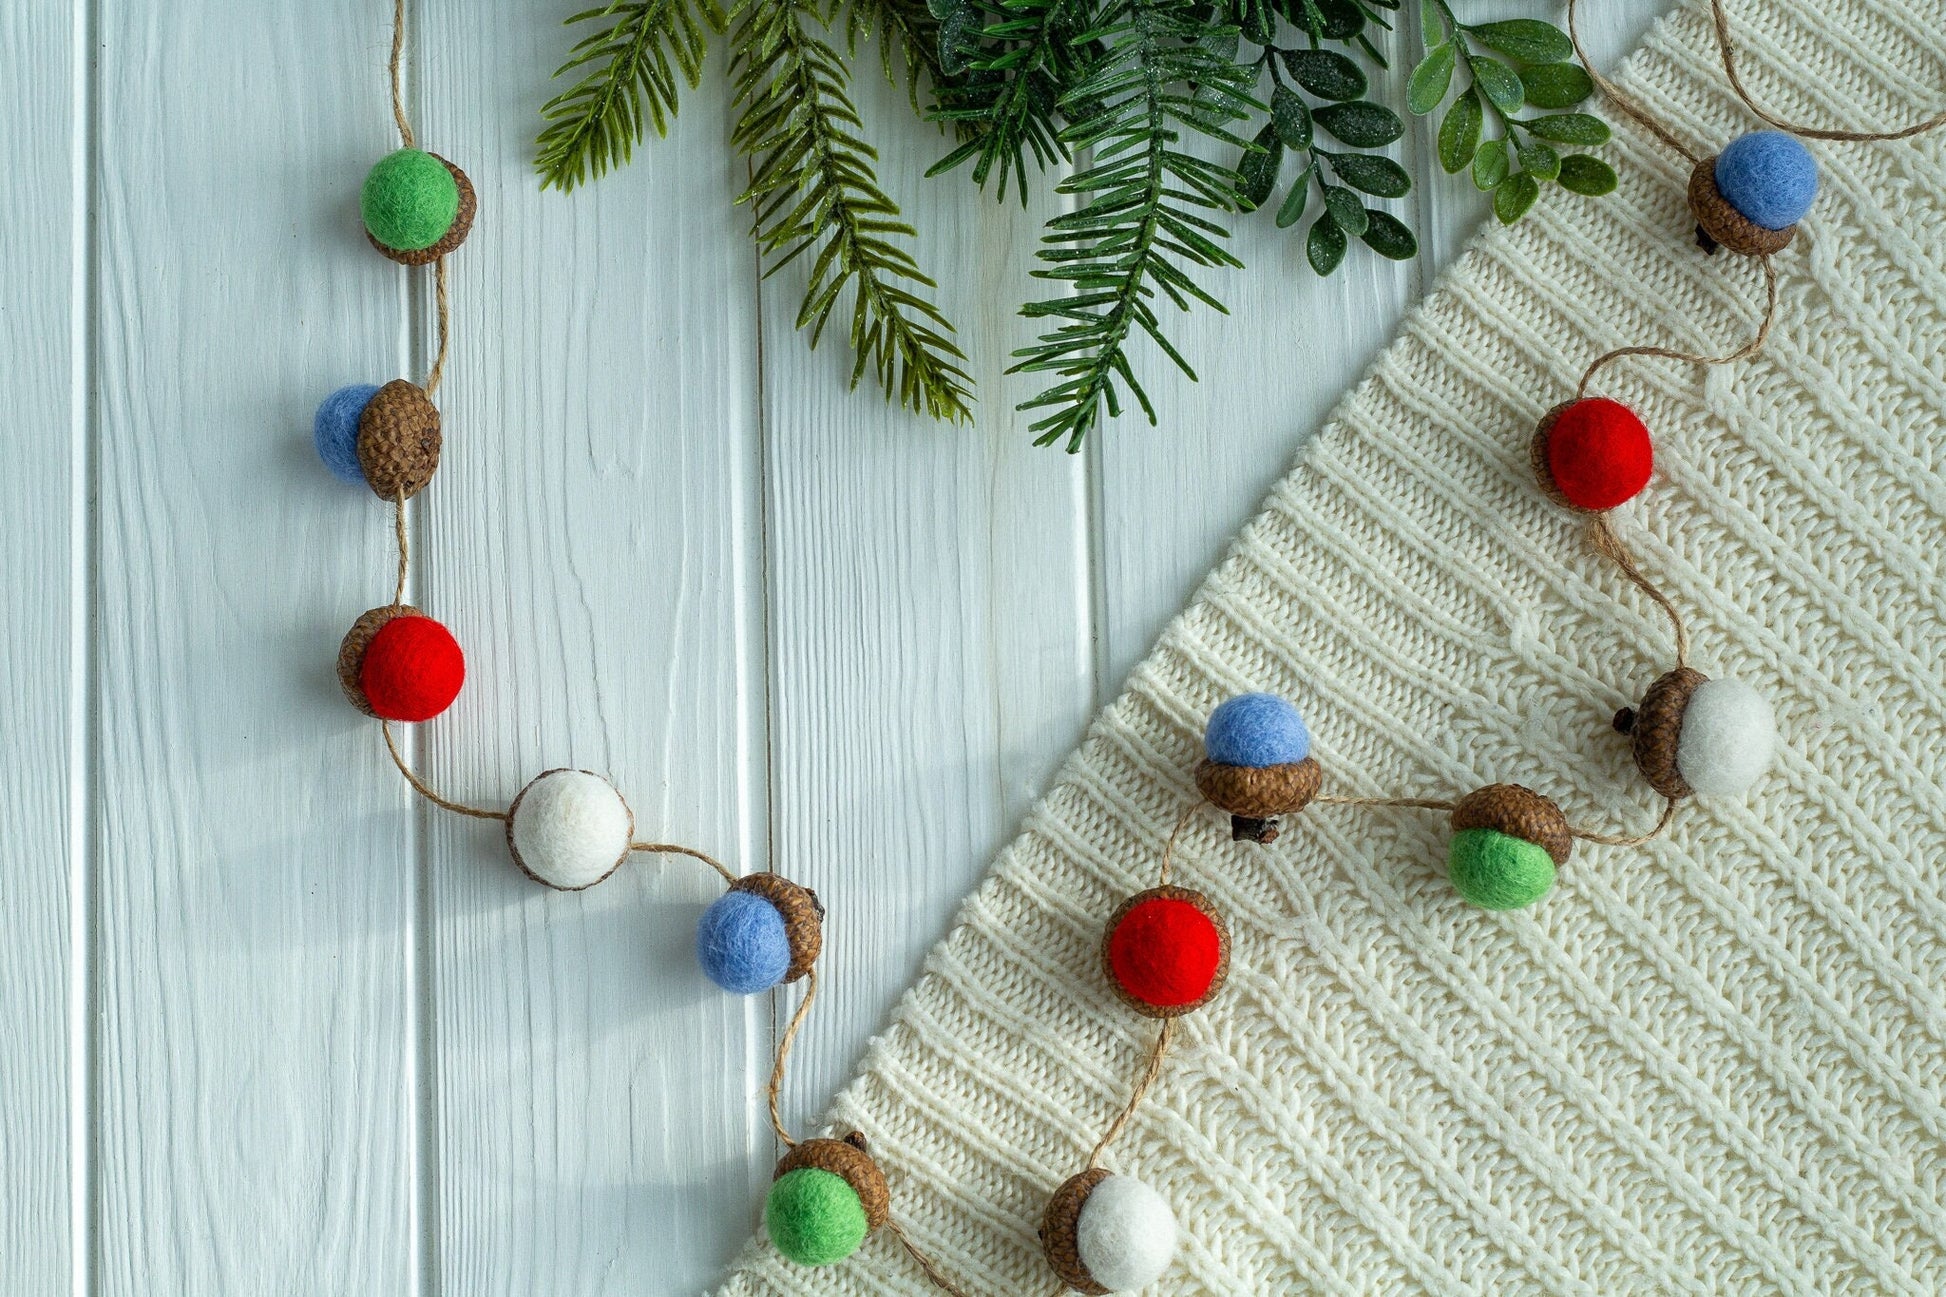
(1589, 512, 1691, 666)
(1566, 0, 1700, 163)
(388, 0, 414, 149)
(1086, 1018, 1175, 1169)
(1157, 803, 1197, 886)
(1708, 0, 1946, 142)
(885, 1219, 974, 1297)
(380, 721, 508, 821)
(1316, 794, 1458, 812)
(766, 969, 819, 1148)
(425, 256, 451, 395)
(1578, 253, 1779, 398)
(629, 841, 738, 886)
(392, 489, 410, 605)
(1569, 795, 1679, 846)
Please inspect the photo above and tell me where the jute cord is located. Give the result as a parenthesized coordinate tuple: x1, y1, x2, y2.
(1590, 511, 1692, 667)
(1707, 0, 1946, 142)
(380, 721, 507, 821)
(1087, 1018, 1176, 1169)
(629, 840, 738, 886)
(1578, 253, 1778, 398)
(767, 969, 819, 1148)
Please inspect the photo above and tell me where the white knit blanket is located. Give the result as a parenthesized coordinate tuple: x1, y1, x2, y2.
(720, 0, 1946, 1291)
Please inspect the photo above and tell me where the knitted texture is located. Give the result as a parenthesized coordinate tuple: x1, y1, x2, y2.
(719, 1, 1946, 1290)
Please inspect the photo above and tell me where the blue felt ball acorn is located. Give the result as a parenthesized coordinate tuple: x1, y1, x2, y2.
(1193, 693, 1323, 843)
(696, 874, 823, 994)
(1689, 131, 1818, 256)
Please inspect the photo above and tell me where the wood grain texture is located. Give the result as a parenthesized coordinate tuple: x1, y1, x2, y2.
(0, 3, 76, 1291)
(417, 3, 768, 1291)
(89, 1, 418, 1291)
(0, 1, 1664, 1290)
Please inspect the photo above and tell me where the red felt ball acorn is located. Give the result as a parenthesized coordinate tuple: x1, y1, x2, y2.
(1100, 886, 1230, 1017)
(1531, 398, 1653, 511)
(337, 606, 465, 722)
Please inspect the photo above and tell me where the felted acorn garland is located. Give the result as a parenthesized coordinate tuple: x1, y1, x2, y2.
(310, 0, 1940, 1291)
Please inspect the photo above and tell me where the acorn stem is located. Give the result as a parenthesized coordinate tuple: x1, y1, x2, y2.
(1230, 815, 1279, 843)
(1612, 706, 1637, 735)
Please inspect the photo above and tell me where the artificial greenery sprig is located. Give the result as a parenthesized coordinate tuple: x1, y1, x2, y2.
(1410, 1, 1617, 221)
(534, 0, 1613, 444)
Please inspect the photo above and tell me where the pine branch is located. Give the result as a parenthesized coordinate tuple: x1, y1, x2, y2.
(536, 0, 728, 191)
(927, 0, 1089, 203)
(731, 0, 974, 421)
(1010, 0, 1257, 451)
(843, 0, 954, 111)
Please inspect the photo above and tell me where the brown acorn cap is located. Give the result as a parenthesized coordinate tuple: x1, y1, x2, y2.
(1529, 401, 1578, 510)
(1623, 667, 1707, 800)
(1039, 1168, 1113, 1295)
(357, 379, 442, 501)
(1688, 155, 1795, 257)
(504, 768, 636, 892)
(730, 873, 823, 983)
(774, 1133, 889, 1232)
(1193, 755, 1321, 819)
(336, 603, 422, 716)
(1099, 885, 1231, 1019)
(1451, 783, 1574, 866)
(369, 155, 477, 266)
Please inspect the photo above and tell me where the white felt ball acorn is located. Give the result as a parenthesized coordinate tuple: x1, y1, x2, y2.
(1040, 1169, 1180, 1294)
(1615, 669, 1776, 798)
(505, 768, 635, 890)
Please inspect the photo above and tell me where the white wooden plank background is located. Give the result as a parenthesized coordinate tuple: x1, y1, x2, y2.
(0, 1, 1658, 1291)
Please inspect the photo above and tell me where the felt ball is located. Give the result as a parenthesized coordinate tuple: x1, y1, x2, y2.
(1073, 1175, 1179, 1292)
(506, 769, 635, 890)
(357, 612, 464, 722)
(1677, 677, 1776, 796)
(315, 384, 379, 485)
(1542, 398, 1653, 511)
(361, 149, 461, 253)
(1714, 131, 1818, 231)
(696, 890, 792, 994)
(1104, 892, 1225, 1012)
(765, 1167, 869, 1267)
(1448, 828, 1556, 911)
(1204, 692, 1310, 768)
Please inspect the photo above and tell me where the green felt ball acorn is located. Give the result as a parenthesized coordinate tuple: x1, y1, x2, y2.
(764, 1133, 889, 1267)
(361, 148, 475, 264)
(1446, 784, 1572, 911)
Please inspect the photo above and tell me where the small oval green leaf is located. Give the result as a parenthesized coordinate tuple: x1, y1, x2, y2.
(1407, 42, 1457, 116)
(1472, 137, 1509, 190)
(1307, 213, 1348, 275)
(1557, 153, 1619, 195)
(1326, 150, 1412, 198)
(1237, 123, 1284, 211)
(1493, 170, 1541, 224)
(1524, 112, 1611, 145)
(1313, 100, 1404, 148)
(1281, 48, 1367, 101)
(1519, 62, 1594, 109)
(1466, 19, 1573, 65)
(1275, 174, 1311, 228)
(1438, 88, 1483, 174)
(1323, 185, 1369, 237)
(1313, 0, 1364, 41)
(1518, 138, 1560, 181)
(1360, 210, 1418, 260)
(1271, 85, 1314, 151)
(1470, 56, 1525, 114)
